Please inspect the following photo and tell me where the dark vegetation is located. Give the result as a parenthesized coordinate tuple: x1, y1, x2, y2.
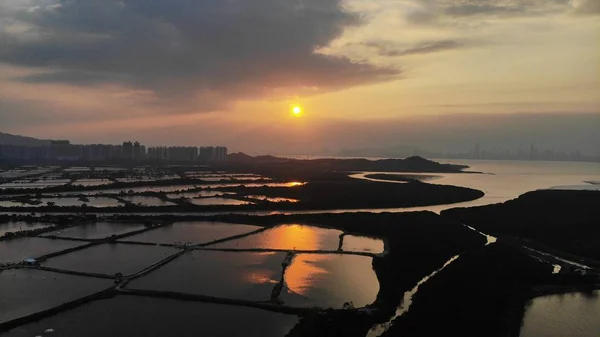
(3, 159, 598, 337)
(443, 190, 600, 261)
(222, 154, 468, 179)
(382, 243, 596, 337)
(0, 174, 484, 213)
(110, 211, 486, 337)
(364, 173, 442, 182)
(224, 175, 484, 210)
(0, 211, 485, 335)
(2, 189, 600, 336)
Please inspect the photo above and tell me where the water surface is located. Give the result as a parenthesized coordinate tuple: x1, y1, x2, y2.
(0, 237, 84, 263)
(342, 235, 385, 254)
(188, 197, 252, 206)
(0, 269, 111, 325)
(166, 190, 233, 198)
(43, 243, 177, 276)
(72, 179, 113, 187)
(520, 291, 600, 337)
(129, 251, 285, 301)
(43, 222, 147, 239)
(3, 295, 298, 337)
(122, 221, 262, 245)
(211, 224, 343, 251)
(349, 160, 600, 214)
(247, 195, 300, 203)
(280, 254, 379, 309)
(0, 221, 54, 236)
(0, 201, 28, 208)
(120, 196, 176, 206)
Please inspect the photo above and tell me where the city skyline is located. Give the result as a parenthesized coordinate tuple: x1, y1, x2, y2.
(0, 137, 228, 162)
(2, 130, 598, 163)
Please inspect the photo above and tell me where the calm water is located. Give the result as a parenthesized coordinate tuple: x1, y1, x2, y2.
(3, 295, 298, 337)
(38, 197, 85, 207)
(85, 197, 123, 207)
(346, 159, 600, 214)
(72, 179, 112, 187)
(56, 182, 304, 196)
(0, 200, 28, 208)
(121, 221, 262, 245)
(43, 222, 147, 240)
(188, 197, 252, 206)
(166, 190, 234, 198)
(0, 221, 54, 236)
(35, 197, 122, 208)
(0, 237, 84, 263)
(342, 235, 385, 254)
(280, 254, 379, 309)
(129, 251, 285, 301)
(61, 184, 200, 195)
(120, 196, 176, 206)
(2, 160, 598, 334)
(520, 291, 600, 337)
(43, 243, 177, 276)
(211, 224, 343, 251)
(247, 195, 300, 203)
(0, 269, 111, 325)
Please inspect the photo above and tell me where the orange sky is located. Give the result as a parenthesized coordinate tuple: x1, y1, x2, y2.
(0, 0, 599, 154)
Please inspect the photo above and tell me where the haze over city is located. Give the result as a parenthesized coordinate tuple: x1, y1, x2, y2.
(1, 0, 599, 155)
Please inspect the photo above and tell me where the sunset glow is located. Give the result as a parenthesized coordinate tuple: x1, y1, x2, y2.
(0, 0, 597, 155)
(292, 105, 303, 118)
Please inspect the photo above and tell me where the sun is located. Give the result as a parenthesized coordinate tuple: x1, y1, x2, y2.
(291, 105, 303, 117)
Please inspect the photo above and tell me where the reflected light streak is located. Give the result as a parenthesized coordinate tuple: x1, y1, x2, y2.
(245, 271, 279, 285)
(242, 252, 280, 285)
(284, 254, 329, 296)
(271, 224, 319, 251)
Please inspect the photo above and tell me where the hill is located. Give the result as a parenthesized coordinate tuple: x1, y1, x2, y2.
(0, 132, 52, 146)
(226, 153, 469, 174)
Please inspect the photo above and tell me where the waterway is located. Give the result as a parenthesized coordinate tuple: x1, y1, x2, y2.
(520, 291, 600, 337)
(3, 295, 298, 337)
(2, 159, 599, 336)
(355, 160, 600, 337)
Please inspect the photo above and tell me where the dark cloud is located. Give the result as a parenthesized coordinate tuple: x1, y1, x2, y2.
(16, 70, 128, 85)
(443, 0, 570, 16)
(444, 4, 522, 16)
(406, 0, 573, 25)
(364, 40, 464, 57)
(0, 0, 399, 103)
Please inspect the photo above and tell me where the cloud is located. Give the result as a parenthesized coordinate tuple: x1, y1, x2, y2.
(573, 0, 600, 15)
(0, 0, 399, 105)
(405, 0, 574, 25)
(364, 40, 465, 57)
(16, 70, 129, 85)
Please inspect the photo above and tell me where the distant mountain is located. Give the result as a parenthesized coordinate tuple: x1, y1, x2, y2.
(226, 152, 469, 173)
(227, 153, 289, 163)
(0, 132, 53, 146)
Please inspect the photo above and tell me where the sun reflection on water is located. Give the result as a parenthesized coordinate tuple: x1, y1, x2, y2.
(284, 254, 329, 296)
(270, 224, 319, 251)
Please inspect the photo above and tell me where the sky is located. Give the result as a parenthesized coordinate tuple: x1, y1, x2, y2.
(0, 0, 599, 155)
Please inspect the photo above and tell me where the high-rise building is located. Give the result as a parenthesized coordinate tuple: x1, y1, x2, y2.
(215, 146, 228, 161)
(199, 146, 215, 162)
(133, 141, 141, 161)
(122, 141, 133, 160)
